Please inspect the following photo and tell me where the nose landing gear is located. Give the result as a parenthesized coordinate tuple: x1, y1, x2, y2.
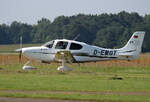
(22, 60, 37, 70)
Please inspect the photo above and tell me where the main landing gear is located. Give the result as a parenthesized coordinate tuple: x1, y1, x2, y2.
(57, 52, 72, 71)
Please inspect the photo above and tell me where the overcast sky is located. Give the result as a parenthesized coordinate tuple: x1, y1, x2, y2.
(0, 0, 150, 24)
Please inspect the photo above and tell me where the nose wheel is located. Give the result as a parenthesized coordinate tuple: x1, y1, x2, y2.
(22, 60, 36, 70)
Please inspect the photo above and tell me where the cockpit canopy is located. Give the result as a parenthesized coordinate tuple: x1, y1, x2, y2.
(43, 40, 54, 48)
(43, 40, 83, 50)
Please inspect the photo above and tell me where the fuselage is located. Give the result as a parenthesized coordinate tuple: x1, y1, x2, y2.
(21, 39, 121, 63)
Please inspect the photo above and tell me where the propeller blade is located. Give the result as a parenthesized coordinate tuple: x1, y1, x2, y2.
(19, 50, 22, 62)
(15, 36, 23, 63)
(15, 48, 22, 62)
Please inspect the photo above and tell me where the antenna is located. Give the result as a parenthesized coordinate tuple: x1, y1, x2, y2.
(73, 34, 80, 41)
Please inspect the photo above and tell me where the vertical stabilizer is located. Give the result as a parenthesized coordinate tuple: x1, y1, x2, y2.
(119, 31, 145, 60)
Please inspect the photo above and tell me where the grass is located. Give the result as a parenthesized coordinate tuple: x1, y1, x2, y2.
(0, 53, 150, 101)
(0, 72, 150, 92)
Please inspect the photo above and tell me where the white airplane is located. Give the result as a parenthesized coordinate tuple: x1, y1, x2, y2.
(16, 31, 145, 71)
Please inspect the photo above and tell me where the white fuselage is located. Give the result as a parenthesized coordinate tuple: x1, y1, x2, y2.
(16, 31, 145, 67)
(21, 39, 121, 63)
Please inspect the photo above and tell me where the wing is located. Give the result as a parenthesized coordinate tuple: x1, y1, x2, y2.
(54, 51, 76, 63)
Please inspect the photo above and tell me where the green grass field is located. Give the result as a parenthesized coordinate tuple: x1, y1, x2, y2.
(0, 60, 150, 102)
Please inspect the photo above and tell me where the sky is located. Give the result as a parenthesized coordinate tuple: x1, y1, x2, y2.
(0, 0, 150, 24)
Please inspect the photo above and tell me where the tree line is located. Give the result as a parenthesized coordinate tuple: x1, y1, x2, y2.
(0, 11, 150, 52)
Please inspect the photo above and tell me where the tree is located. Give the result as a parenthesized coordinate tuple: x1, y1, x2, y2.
(0, 24, 11, 44)
(32, 18, 51, 43)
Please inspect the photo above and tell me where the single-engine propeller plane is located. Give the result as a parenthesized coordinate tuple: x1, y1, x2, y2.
(16, 31, 145, 71)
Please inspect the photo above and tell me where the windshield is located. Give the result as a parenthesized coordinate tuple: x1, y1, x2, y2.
(43, 40, 54, 48)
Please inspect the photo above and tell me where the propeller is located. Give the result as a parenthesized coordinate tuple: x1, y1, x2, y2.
(19, 36, 23, 62)
(16, 36, 22, 62)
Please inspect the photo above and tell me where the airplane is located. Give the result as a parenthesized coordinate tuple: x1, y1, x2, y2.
(16, 31, 145, 71)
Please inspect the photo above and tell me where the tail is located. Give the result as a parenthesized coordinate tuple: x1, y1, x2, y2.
(118, 31, 145, 60)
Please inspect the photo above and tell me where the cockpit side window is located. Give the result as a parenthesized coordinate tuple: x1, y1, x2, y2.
(69, 43, 83, 50)
(55, 41, 68, 49)
(43, 41, 54, 48)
